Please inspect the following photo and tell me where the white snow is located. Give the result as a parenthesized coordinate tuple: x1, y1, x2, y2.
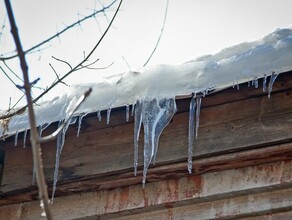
(1, 27, 292, 188)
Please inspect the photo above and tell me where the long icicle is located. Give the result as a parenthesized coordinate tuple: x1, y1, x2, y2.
(188, 95, 196, 174)
(133, 101, 142, 176)
(51, 121, 63, 203)
(195, 97, 202, 140)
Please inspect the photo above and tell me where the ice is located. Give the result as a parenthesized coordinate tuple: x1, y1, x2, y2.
(263, 74, 268, 92)
(97, 110, 102, 121)
(133, 101, 142, 176)
(51, 125, 62, 203)
(195, 97, 202, 139)
(23, 128, 27, 148)
(131, 104, 135, 117)
(252, 77, 259, 88)
(107, 108, 111, 125)
(188, 96, 196, 174)
(14, 130, 18, 147)
(268, 72, 279, 98)
(236, 81, 240, 90)
(77, 113, 87, 137)
(51, 117, 76, 202)
(187, 96, 202, 174)
(136, 98, 177, 186)
(126, 104, 130, 122)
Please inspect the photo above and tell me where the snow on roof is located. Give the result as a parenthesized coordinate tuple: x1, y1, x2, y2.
(1, 27, 292, 138)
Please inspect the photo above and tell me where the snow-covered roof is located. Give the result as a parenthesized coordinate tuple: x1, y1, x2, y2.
(1, 27, 291, 138)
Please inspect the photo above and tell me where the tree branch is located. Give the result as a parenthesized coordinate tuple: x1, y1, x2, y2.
(143, 0, 169, 67)
(0, 0, 118, 61)
(4, 0, 52, 219)
(40, 88, 91, 143)
(0, 0, 123, 120)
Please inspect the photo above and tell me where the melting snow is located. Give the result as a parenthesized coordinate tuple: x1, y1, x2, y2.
(1, 27, 292, 187)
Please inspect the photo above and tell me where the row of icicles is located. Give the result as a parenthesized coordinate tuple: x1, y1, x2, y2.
(11, 72, 278, 202)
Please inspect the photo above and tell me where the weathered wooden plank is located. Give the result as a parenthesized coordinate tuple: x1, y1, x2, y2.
(108, 188, 292, 220)
(239, 211, 292, 219)
(1, 159, 292, 219)
(1, 89, 292, 201)
(1, 142, 292, 206)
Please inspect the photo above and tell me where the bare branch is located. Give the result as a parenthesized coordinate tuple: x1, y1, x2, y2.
(0, 0, 123, 120)
(52, 56, 73, 70)
(80, 61, 114, 70)
(4, 0, 52, 219)
(0, 0, 118, 61)
(143, 0, 169, 67)
(0, 65, 23, 90)
(40, 88, 92, 143)
(3, 60, 23, 82)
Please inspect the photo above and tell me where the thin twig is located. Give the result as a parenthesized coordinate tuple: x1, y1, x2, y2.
(0, 0, 118, 61)
(78, 60, 114, 70)
(3, 60, 24, 82)
(40, 88, 92, 143)
(143, 0, 169, 67)
(0, 66, 22, 90)
(52, 56, 73, 70)
(0, 0, 123, 120)
(4, 0, 52, 219)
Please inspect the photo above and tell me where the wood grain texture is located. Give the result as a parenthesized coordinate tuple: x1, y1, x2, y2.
(1, 159, 292, 219)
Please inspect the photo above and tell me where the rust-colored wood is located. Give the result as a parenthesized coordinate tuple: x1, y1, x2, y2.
(1, 159, 292, 219)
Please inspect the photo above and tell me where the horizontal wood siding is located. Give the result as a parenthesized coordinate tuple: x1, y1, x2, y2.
(0, 72, 292, 219)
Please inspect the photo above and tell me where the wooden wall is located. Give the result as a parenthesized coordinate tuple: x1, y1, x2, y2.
(0, 71, 292, 219)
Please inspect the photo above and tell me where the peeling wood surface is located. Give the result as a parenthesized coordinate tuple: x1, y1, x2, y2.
(1, 159, 292, 219)
(0, 72, 292, 211)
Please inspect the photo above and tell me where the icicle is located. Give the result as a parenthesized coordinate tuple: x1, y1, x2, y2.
(195, 97, 202, 139)
(14, 130, 19, 147)
(51, 130, 62, 203)
(236, 80, 240, 90)
(97, 110, 102, 122)
(23, 128, 27, 148)
(247, 80, 251, 87)
(268, 72, 279, 99)
(263, 74, 268, 92)
(131, 103, 136, 117)
(106, 108, 111, 125)
(253, 77, 258, 88)
(51, 118, 73, 203)
(133, 101, 142, 176)
(126, 104, 130, 122)
(188, 96, 196, 174)
(141, 98, 177, 186)
(77, 113, 87, 137)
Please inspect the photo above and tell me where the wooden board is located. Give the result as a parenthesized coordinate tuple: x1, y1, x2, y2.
(1, 159, 292, 219)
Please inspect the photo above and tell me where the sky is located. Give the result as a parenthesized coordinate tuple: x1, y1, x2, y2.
(0, 0, 292, 110)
